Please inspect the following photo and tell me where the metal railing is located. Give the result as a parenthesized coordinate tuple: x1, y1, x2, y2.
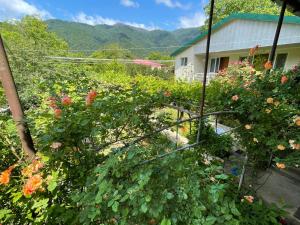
(190, 72, 217, 83)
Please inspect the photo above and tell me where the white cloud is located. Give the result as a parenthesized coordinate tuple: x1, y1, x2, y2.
(179, 12, 206, 28)
(0, 0, 52, 21)
(120, 0, 139, 8)
(73, 12, 159, 31)
(155, 0, 190, 9)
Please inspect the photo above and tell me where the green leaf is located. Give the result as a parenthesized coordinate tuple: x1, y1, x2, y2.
(32, 198, 49, 212)
(205, 216, 217, 225)
(166, 192, 174, 200)
(112, 201, 119, 212)
(141, 203, 148, 213)
(215, 174, 229, 180)
(230, 201, 241, 216)
(47, 171, 59, 192)
(12, 192, 22, 203)
(0, 209, 12, 219)
(161, 217, 171, 225)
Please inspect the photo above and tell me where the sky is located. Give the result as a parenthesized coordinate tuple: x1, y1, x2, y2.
(0, 0, 209, 30)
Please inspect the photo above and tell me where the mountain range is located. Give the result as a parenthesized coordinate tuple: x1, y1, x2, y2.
(46, 20, 202, 57)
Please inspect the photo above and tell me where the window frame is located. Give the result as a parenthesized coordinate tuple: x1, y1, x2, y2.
(180, 57, 188, 66)
(210, 57, 220, 73)
(274, 53, 288, 69)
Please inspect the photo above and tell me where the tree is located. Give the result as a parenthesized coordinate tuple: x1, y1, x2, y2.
(0, 16, 69, 108)
(147, 51, 173, 60)
(204, 0, 292, 26)
(91, 43, 134, 59)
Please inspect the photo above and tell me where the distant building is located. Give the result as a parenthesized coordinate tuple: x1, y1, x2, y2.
(171, 13, 300, 82)
(133, 59, 162, 69)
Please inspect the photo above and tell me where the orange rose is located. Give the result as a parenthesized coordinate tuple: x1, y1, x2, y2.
(0, 165, 15, 185)
(48, 97, 57, 109)
(61, 96, 72, 106)
(249, 45, 259, 56)
(163, 91, 171, 97)
(244, 195, 254, 203)
(23, 174, 43, 196)
(86, 90, 97, 106)
(281, 75, 288, 84)
(264, 61, 273, 70)
(22, 161, 43, 178)
(276, 163, 285, 169)
(54, 108, 62, 119)
(231, 95, 239, 101)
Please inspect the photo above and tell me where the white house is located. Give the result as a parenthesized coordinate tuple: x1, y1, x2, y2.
(171, 13, 300, 82)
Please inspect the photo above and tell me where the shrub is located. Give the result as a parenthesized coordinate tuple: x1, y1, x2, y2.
(207, 62, 300, 168)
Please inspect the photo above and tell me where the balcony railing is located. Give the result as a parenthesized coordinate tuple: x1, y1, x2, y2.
(188, 72, 217, 83)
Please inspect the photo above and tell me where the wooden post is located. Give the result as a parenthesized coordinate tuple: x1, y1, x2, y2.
(197, 0, 215, 143)
(0, 35, 36, 159)
(268, 0, 287, 64)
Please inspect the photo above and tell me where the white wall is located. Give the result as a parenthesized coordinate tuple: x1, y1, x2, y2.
(194, 20, 300, 54)
(174, 47, 195, 80)
(174, 19, 300, 81)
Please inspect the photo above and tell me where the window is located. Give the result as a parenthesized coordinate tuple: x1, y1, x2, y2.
(210, 57, 220, 73)
(275, 53, 287, 69)
(180, 57, 188, 66)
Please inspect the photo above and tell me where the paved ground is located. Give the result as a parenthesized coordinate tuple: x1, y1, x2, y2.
(164, 122, 300, 224)
(226, 153, 300, 225)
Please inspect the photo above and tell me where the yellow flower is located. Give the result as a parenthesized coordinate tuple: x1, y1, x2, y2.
(277, 145, 286, 151)
(265, 109, 272, 114)
(276, 163, 286, 169)
(294, 116, 300, 127)
(245, 124, 252, 130)
(266, 97, 274, 104)
(274, 101, 280, 106)
(210, 177, 216, 182)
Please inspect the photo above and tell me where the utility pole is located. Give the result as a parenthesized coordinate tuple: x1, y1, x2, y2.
(0, 35, 36, 159)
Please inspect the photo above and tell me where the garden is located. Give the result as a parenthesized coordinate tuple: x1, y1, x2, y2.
(0, 16, 299, 225)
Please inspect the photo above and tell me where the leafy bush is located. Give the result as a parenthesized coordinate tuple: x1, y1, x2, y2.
(207, 62, 300, 168)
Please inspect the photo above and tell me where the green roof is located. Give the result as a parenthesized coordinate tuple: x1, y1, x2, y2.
(171, 13, 300, 57)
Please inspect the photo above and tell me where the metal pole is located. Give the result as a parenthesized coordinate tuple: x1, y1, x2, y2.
(268, 0, 287, 64)
(0, 35, 36, 159)
(197, 0, 214, 143)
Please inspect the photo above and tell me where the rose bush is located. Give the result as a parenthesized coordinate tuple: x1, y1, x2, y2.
(207, 60, 300, 168)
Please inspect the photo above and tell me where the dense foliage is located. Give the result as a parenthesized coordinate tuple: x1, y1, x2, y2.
(0, 17, 289, 225)
(204, 0, 292, 26)
(207, 60, 300, 168)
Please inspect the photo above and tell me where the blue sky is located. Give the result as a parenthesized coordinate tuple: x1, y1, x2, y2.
(0, 0, 208, 30)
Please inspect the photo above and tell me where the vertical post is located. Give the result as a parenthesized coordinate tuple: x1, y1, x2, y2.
(197, 0, 214, 143)
(268, 0, 287, 64)
(0, 35, 36, 159)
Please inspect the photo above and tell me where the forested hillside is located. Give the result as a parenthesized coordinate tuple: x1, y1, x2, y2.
(46, 19, 201, 57)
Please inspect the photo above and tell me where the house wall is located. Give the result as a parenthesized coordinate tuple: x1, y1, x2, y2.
(174, 19, 300, 81)
(282, 47, 300, 69)
(174, 47, 195, 80)
(194, 20, 300, 54)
